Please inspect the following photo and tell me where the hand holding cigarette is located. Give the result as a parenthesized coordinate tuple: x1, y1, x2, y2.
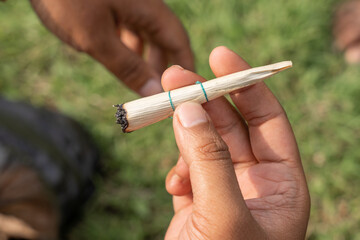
(164, 46, 310, 239)
(115, 56, 292, 133)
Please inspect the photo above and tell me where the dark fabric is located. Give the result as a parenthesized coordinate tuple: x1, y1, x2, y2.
(0, 97, 100, 235)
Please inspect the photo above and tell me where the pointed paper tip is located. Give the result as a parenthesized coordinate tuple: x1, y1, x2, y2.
(269, 61, 293, 73)
(283, 60, 293, 69)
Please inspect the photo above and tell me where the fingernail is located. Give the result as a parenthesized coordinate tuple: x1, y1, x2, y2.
(169, 174, 182, 187)
(170, 173, 189, 187)
(139, 78, 163, 96)
(173, 65, 184, 70)
(177, 102, 208, 128)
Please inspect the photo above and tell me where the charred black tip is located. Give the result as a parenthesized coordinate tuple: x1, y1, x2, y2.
(114, 104, 128, 133)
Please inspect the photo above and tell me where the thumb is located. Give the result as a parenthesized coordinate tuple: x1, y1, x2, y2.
(173, 102, 258, 238)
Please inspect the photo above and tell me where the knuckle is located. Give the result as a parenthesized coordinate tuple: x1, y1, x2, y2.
(196, 137, 230, 162)
(246, 109, 285, 127)
(213, 119, 239, 136)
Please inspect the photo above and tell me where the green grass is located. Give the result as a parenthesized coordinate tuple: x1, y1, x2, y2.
(1, 0, 360, 239)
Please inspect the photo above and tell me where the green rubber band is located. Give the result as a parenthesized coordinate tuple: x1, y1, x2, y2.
(196, 81, 209, 102)
(168, 91, 175, 111)
(168, 81, 208, 114)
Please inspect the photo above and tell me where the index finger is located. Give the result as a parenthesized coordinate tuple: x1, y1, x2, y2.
(152, 3, 194, 71)
(209, 46, 300, 166)
(123, 0, 195, 71)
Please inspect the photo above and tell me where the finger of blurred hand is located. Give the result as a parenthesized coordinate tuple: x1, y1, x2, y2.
(333, 0, 360, 50)
(115, 0, 195, 72)
(173, 102, 260, 238)
(334, 22, 360, 51)
(102, 0, 195, 96)
(146, 43, 169, 76)
(162, 65, 256, 165)
(88, 34, 163, 96)
(121, 28, 169, 76)
(210, 46, 300, 166)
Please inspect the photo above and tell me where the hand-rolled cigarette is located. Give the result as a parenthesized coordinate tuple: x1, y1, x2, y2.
(114, 61, 292, 133)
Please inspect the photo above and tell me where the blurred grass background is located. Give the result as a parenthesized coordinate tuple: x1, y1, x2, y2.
(1, 0, 360, 239)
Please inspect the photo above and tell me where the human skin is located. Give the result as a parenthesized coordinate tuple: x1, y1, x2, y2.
(334, 0, 360, 63)
(162, 46, 310, 239)
(30, 0, 194, 96)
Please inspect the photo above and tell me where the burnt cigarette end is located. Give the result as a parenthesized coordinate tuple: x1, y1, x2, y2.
(113, 104, 128, 133)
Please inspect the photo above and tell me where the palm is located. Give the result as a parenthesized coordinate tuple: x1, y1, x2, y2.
(237, 163, 300, 227)
(168, 160, 301, 238)
(236, 162, 294, 200)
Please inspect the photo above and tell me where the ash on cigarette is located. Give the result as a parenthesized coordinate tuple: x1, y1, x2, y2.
(113, 104, 128, 133)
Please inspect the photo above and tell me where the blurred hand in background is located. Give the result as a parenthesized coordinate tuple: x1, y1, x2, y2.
(163, 47, 310, 239)
(334, 0, 360, 64)
(30, 0, 194, 96)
